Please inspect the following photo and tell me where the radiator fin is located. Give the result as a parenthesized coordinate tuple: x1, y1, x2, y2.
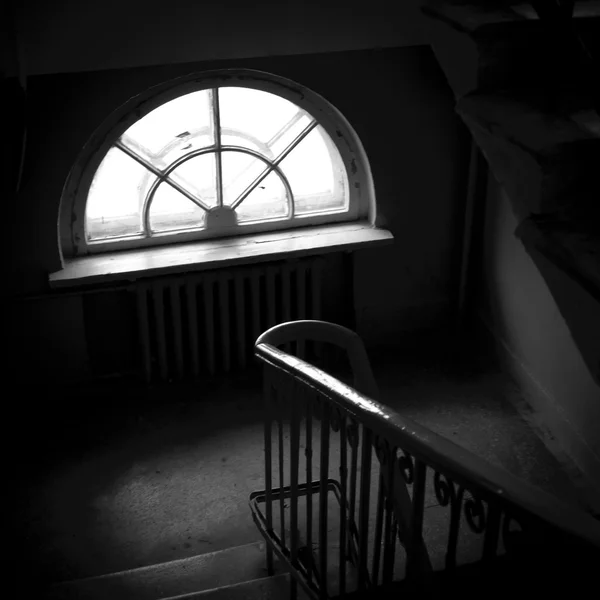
(135, 257, 324, 382)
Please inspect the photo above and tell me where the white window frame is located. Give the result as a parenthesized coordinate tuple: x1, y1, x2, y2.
(59, 69, 376, 258)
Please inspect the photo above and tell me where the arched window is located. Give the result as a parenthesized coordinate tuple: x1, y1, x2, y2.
(59, 70, 375, 257)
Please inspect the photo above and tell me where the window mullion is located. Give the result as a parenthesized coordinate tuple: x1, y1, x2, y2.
(115, 141, 211, 211)
(272, 120, 317, 167)
(230, 120, 317, 210)
(115, 140, 164, 180)
(212, 88, 224, 208)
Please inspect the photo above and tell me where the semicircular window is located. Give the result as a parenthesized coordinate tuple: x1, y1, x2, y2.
(85, 86, 350, 245)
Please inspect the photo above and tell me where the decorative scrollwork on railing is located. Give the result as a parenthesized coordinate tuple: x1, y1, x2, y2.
(396, 449, 414, 484)
(347, 419, 360, 449)
(463, 491, 487, 534)
(433, 471, 461, 508)
(433, 473, 488, 535)
(433, 471, 466, 569)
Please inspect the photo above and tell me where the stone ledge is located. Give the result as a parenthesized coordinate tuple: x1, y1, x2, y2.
(49, 223, 393, 290)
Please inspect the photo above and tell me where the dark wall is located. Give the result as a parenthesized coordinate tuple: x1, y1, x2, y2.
(14, 0, 427, 75)
(8, 45, 470, 381)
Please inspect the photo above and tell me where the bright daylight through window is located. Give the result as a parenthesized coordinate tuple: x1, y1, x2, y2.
(85, 86, 350, 245)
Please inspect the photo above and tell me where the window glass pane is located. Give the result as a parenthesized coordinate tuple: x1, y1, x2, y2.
(279, 126, 348, 215)
(86, 147, 153, 241)
(219, 87, 313, 161)
(221, 151, 269, 207)
(120, 90, 213, 170)
(169, 153, 218, 208)
(236, 171, 289, 223)
(149, 183, 207, 233)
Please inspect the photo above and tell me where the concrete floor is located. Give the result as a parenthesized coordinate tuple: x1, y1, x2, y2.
(15, 338, 595, 591)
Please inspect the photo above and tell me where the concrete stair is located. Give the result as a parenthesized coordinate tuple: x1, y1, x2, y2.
(44, 541, 292, 600)
(456, 87, 600, 216)
(420, 0, 600, 390)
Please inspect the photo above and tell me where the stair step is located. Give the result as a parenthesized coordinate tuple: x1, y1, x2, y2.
(161, 573, 290, 600)
(46, 541, 281, 600)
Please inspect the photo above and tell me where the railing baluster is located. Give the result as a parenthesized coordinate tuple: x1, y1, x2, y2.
(357, 426, 373, 591)
(277, 375, 286, 551)
(385, 514, 399, 583)
(339, 413, 348, 597)
(348, 421, 359, 562)
(381, 447, 397, 583)
(263, 369, 275, 576)
(319, 399, 330, 599)
(482, 504, 501, 563)
(371, 470, 385, 586)
(407, 459, 427, 578)
(289, 379, 300, 600)
(433, 472, 463, 571)
(305, 388, 314, 586)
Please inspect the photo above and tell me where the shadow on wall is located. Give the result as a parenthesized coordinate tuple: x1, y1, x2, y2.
(479, 175, 600, 488)
(526, 247, 600, 388)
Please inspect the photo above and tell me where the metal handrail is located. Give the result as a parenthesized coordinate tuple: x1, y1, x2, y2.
(251, 320, 600, 600)
(256, 320, 380, 399)
(255, 322, 600, 550)
(255, 321, 600, 548)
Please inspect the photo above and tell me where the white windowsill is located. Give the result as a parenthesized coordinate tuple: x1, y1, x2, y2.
(49, 223, 394, 289)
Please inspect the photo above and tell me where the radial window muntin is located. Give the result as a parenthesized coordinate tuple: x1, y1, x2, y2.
(61, 70, 372, 257)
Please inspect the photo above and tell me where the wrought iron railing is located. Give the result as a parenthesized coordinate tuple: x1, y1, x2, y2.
(249, 320, 600, 599)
